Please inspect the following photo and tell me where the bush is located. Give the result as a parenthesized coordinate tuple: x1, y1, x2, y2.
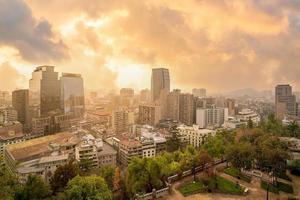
(224, 167, 251, 183)
(178, 181, 206, 196)
(261, 181, 293, 194)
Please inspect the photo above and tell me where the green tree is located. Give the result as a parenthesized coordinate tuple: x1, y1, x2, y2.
(166, 127, 181, 152)
(15, 175, 52, 200)
(286, 121, 300, 138)
(125, 157, 163, 197)
(65, 175, 112, 200)
(78, 158, 93, 174)
(50, 161, 79, 194)
(225, 142, 255, 169)
(247, 118, 254, 129)
(99, 165, 116, 190)
(0, 162, 20, 200)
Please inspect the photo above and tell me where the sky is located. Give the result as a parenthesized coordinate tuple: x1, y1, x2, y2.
(0, 0, 300, 93)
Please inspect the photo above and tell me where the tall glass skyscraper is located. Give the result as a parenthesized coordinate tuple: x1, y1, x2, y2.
(151, 68, 170, 102)
(29, 66, 61, 117)
(60, 73, 85, 117)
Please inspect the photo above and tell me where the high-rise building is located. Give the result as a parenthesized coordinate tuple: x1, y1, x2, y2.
(0, 91, 10, 106)
(275, 84, 298, 120)
(167, 89, 181, 121)
(120, 88, 134, 98)
(111, 110, 134, 134)
(179, 93, 195, 126)
(140, 89, 151, 103)
(60, 73, 85, 117)
(192, 88, 206, 98)
(138, 104, 161, 126)
(12, 89, 29, 126)
(0, 106, 18, 124)
(29, 66, 61, 117)
(151, 68, 170, 102)
(196, 106, 228, 128)
(226, 98, 236, 116)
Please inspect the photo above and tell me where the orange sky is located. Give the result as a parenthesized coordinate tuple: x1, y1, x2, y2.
(0, 0, 300, 93)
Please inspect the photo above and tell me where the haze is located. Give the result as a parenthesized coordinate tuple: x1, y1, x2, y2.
(1, 0, 300, 93)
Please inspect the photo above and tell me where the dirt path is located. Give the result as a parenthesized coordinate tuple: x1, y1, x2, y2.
(163, 172, 295, 200)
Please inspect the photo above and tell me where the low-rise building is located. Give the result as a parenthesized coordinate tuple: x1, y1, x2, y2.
(177, 125, 216, 148)
(236, 109, 261, 126)
(223, 117, 247, 130)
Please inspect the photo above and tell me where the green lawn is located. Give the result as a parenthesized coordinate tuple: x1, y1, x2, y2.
(178, 181, 206, 196)
(224, 167, 252, 183)
(209, 176, 244, 195)
(261, 181, 294, 194)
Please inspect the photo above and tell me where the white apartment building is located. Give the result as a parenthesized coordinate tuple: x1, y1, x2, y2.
(177, 125, 216, 148)
(196, 106, 228, 129)
(236, 109, 261, 126)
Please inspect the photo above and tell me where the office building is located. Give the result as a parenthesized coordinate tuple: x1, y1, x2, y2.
(120, 88, 134, 98)
(0, 106, 18, 124)
(60, 73, 85, 117)
(196, 106, 228, 129)
(0, 91, 10, 106)
(177, 125, 215, 148)
(111, 110, 134, 134)
(275, 84, 298, 120)
(166, 89, 181, 121)
(139, 104, 161, 126)
(151, 68, 170, 102)
(192, 88, 206, 98)
(12, 89, 30, 126)
(226, 98, 236, 117)
(179, 93, 195, 126)
(29, 66, 61, 117)
(140, 89, 151, 103)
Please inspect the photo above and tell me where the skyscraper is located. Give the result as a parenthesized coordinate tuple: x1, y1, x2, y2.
(179, 93, 195, 126)
(275, 84, 298, 120)
(60, 73, 85, 117)
(29, 66, 61, 117)
(192, 88, 206, 98)
(167, 89, 181, 121)
(151, 68, 170, 102)
(12, 89, 29, 126)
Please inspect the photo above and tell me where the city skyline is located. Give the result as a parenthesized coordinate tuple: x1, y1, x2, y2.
(1, 0, 300, 93)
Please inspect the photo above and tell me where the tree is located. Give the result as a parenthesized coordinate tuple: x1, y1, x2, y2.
(125, 157, 163, 197)
(225, 142, 255, 169)
(113, 167, 121, 191)
(166, 127, 181, 152)
(0, 162, 20, 200)
(99, 165, 116, 190)
(247, 118, 254, 129)
(199, 150, 213, 172)
(286, 121, 300, 138)
(78, 158, 93, 174)
(65, 175, 112, 200)
(15, 175, 52, 200)
(50, 161, 79, 194)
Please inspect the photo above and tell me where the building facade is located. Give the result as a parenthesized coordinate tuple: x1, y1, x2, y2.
(139, 104, 161, 126)
(196, 106, 228, 128)
(275, 84, 298, 120)
(151, 68, 170, 102)
(179, 93, 195, 126)
(12, 89, 30, 127)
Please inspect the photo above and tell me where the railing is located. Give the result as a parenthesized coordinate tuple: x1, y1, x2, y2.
(135, 158, 224, 200)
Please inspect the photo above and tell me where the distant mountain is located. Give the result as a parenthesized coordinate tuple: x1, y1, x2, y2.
(225, 88, 273, 98)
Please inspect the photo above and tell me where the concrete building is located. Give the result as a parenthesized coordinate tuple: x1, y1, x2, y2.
(151, 68, 170, 102)
(0, 106, 18, 124)
(111, 110, 134, 134)
(139, 104, 161, 126)
(236, 109, 261, 126)
(226, 98, 236, 117)
(140, 89, 151, 103)
(120, 88, 134, 98)
(0, 91, 10, 106)
(192, 88, 206, 98)
(0, 122, 25, 159)
(60, 73, 85, 117)
(196, 106, 228, 129)
(179, 93, 195, 126)
(223, 117, 247, 130)
(166, 89, 181, 121)
(4, 131, 79, 182)
(12, 89, 30, 128)
(29, 66, 61, 117)
(177, 125, 215, 148)
(275, 84, 298, 120)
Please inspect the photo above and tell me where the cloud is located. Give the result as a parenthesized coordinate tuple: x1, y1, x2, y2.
(0, 62, 26, 91)
(0, 0, 68, 62)
(4, 0, 300, 92)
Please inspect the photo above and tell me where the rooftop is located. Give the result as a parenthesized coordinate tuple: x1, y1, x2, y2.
(6, 131, 79, 162)
(98, 143, 117, 156)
